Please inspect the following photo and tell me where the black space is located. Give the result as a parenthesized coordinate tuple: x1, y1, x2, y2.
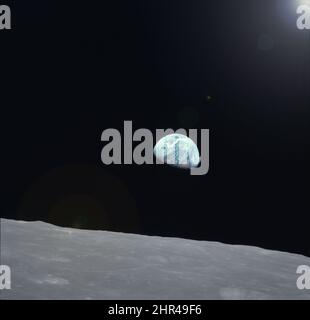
(1, 1, 309, 256)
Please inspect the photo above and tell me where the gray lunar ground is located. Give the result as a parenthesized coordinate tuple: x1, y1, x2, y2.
(1, 218, 310, 300)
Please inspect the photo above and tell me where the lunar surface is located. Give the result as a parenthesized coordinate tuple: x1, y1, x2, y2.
(1, 218, 310, 300)
(154, 134, 200, 169)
